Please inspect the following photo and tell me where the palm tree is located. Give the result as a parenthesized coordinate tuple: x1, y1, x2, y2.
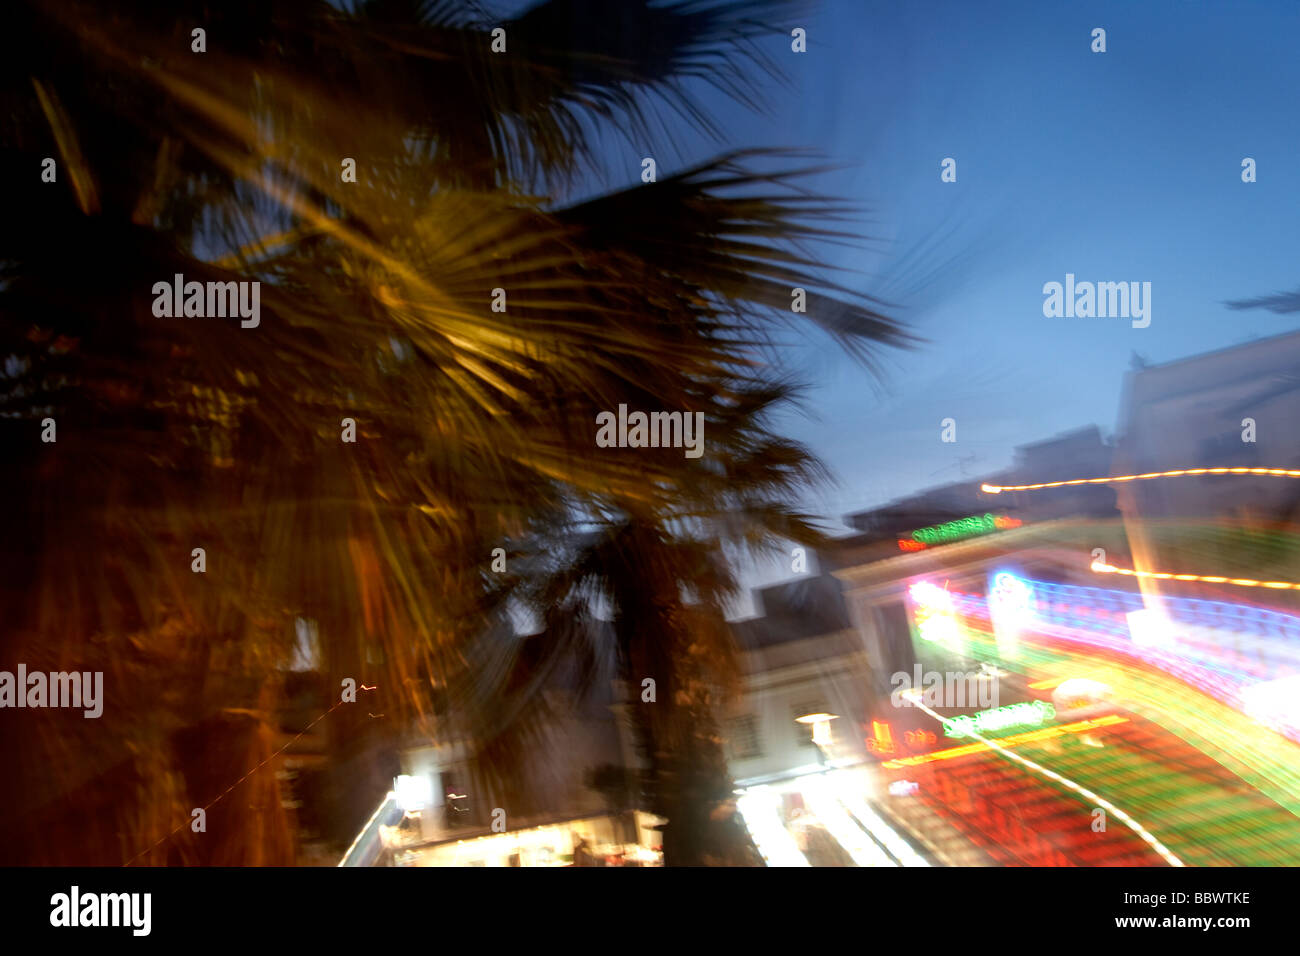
(0, 0, 913, 865)
(514, 379, 837, 864)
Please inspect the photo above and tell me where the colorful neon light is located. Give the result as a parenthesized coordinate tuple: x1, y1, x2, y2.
(942, 700, 1056, 739)
(882, 714, 1129, 768)
(865, 719, 896, 754)
(866, 722, 938, 754)
(990, 571, 1033, 609)
(908, 581, 965, 652)
(981, 466, 1300, 495)
(1029, 677, 1068, 690)
(1240, 674, 1300, 736)
(951, 600, 1300, 812)
(904, 694, 1185, 867)
(899, 513, 1021, 550)
(928, 584, 1300, 815)
(1091, 560, 1300, 591)
(989, 571, 1034, 662)
(992, 574, 1300, 647)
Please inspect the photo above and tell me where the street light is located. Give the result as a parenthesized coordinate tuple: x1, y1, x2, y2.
(790, 711, 840, 861)
(795, 712, 839, 756)
(394, 774, 432, 813)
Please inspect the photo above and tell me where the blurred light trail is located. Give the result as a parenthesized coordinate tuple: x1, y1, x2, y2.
(800, 776, 896, 867)
(338, 791, 399, 867)
(1091, 560, 1300, 591)
(957, 617, 1300, 813)
(981, 466, 1300, 494)
(1239, 674, 1300, 737)
(882, 714, 1129, 768)
(1021, 578, 1300, 677)
(1029, 676, 1068, 690)
(833, 793, 931, 866)
(908, 579, 966, 654)
(908, 576, 1300, 809)
(953, 578, 1300, 691)
(906, 711, 1300, 865)
(736, 789, 810, 867)
(903, 697, 1185, 867)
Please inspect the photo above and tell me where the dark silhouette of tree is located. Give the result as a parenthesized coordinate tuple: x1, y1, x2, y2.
(0, 0, 911, 864)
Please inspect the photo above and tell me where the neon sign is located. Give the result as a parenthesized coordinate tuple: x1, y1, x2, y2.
(898, 514, 1021, 551)
(942, 700, 1056, 739)
(865, 721, 937, 755)
(865, 719, 896, 754)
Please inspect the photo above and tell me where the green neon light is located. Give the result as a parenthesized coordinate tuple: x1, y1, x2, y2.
(908, 513, 1021, 546)
(942, 700, 1056, 739)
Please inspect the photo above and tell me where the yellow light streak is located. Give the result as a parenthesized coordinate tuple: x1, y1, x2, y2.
(981, 466, 1300, 494)
(1090, 561, 1300, 591)
(1028, 677, 1067, 690)
(881, 714, 1128, 768)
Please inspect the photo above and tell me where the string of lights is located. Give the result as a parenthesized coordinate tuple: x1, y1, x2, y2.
(1090, 561, 1300, 591)
(123, 687, 376, 866)
(981, 466, 1300, 494)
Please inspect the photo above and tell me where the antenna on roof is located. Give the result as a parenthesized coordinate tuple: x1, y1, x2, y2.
(930, 454, 983, 478)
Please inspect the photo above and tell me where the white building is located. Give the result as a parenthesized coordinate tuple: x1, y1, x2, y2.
(1115, 330, 1300, 523)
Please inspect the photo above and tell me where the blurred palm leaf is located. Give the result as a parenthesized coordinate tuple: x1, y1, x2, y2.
(0, 0, 910, 865)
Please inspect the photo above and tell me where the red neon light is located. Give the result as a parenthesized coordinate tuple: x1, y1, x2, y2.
(865, 719, 897, 754)
(867, 721, 939, 755)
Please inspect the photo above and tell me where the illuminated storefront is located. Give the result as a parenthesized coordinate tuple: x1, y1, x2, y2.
(385, 811, 665, 867)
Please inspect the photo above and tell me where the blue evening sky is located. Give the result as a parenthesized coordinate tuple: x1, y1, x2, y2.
(643, 0, 1300, 604)
(503, 0, 1300, 611)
